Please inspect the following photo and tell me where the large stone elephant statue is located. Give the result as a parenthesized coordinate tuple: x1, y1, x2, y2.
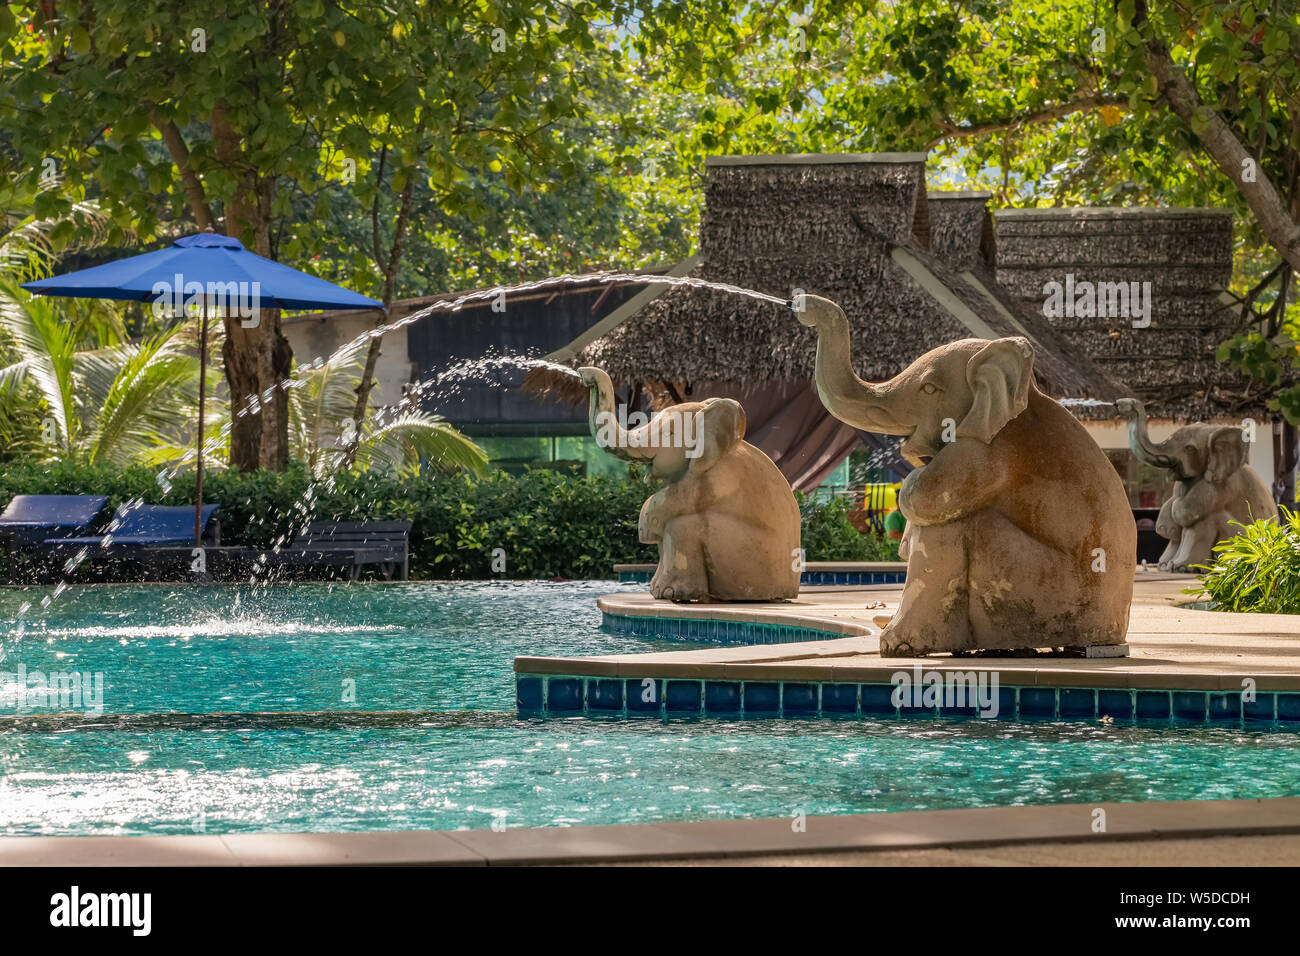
(1116, 398, 1277, 572)
(795, 296, 1134, 656)
(579, 366, 800, 602)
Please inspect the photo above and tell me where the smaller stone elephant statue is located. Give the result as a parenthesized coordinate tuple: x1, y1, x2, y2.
(1116, 398, 1277, 572)
(579, 366, 800, 602)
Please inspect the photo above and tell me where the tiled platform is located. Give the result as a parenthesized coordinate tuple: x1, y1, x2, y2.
(516, 572, 1300, 728)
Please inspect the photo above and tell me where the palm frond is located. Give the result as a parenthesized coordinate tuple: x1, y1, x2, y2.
(0, 280, 77, 451)
(354, 410, 490, 478)
(81, 322, 200, 465)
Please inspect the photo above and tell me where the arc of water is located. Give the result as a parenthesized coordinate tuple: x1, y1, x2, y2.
(5, 274, 792, 639)
(234, 272, 790, 421)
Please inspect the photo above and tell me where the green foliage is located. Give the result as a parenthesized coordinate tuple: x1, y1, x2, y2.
(0, 462, 894, 579)
(617, 1, 1300, 412)
(797, 492, 901, 562)
(0, 284, 199, 465)
(1196, 508, 1300, 613)
(284, 339, 489, 478)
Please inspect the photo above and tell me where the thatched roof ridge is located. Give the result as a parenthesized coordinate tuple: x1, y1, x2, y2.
(994, 207, 1263, 420)
(927, 191, 995, 271)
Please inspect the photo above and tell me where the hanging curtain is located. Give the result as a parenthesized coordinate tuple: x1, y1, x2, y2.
(673, 381, 871, 491)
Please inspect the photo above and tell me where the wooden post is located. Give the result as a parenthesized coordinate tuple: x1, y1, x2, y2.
(195, 297, 207, 546)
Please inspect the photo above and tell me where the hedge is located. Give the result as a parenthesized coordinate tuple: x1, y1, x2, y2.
(0, 461, 898, 579)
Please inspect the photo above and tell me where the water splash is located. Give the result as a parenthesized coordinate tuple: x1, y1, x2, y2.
(1058, 398, 1117, 408)
(234, 272, 787, 422)
(5, 273, 786, 639)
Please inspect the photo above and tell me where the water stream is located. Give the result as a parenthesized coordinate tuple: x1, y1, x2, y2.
(6, 273, 793, 647)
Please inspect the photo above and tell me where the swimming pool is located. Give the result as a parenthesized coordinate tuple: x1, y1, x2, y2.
(1, 582, 1298, 836)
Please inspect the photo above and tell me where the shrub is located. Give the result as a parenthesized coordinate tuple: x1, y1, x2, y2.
(0, 462, 896, 579)
(1196, 508, 1300, 613)
(797, 492, 900, 562)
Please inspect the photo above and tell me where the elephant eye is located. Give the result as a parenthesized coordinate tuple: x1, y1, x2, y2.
(921, 382, 940, 395)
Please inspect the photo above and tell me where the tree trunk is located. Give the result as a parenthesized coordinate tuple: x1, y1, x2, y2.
(214, 105, 293, 472)
(343, 159, 419, 468)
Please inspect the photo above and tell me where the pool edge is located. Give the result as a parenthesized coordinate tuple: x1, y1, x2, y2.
(5, 796, 1299, 866)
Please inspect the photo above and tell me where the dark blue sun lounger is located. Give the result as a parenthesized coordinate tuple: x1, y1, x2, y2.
(0, 494, 109, 548)
(51, 503, 221, 547)
(36, 503, 221, 581)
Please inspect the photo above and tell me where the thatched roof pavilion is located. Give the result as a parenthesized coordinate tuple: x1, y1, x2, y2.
(570, 155, 1122, 397)
(995, 207, 1256, 422)
(537, 154, 1127, 488)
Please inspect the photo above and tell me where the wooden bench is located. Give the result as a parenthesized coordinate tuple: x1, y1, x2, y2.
(269, 520, 412, 581)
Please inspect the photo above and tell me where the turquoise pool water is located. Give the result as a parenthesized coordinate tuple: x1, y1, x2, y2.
(1, 582, 1298, 836)
(0, 581, 678, 713)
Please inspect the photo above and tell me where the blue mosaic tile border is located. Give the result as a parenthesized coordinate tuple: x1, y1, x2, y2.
(801, 571, 907, 586)
(602, 611, 842, 645)
(616, 569, 906, 586)
(516, 674, 1300, 730)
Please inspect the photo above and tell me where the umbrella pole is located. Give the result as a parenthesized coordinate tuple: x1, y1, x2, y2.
(195, 299, 207, 547)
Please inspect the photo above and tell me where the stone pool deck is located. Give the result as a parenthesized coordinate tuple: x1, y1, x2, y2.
(5, 797, 1300, 866)
(515, 571, 1300, 722)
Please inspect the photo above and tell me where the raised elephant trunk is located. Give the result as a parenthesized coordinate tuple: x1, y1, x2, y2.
(1115, 398, 1183, 478)
(796, 296, 909, 435)
(578, 366, 655, 462)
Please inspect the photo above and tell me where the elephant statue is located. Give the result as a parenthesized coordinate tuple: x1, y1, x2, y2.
(796, 295, 1135, 656)
(579, 366, 800, 602)
(1116, 398, 1277, 572)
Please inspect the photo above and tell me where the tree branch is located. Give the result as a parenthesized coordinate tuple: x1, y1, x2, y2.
(926, 94, 1128, 150)
(150, 109, 214, 229)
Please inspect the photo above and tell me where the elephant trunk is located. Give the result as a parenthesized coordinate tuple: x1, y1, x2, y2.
(579, 366, 656, 462)
(795, 296, 909, 435)
(1116, 398, 1182, 476)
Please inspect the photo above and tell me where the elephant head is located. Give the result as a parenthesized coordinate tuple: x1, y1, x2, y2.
(578, 366, 746, 480)
(1115, 397, 1246, 483)
(795, 295, 1034, 463)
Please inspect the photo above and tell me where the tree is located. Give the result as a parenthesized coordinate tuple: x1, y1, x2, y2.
(617, 0, 1300, 412)
(287, 338, 488, 479)
(2, 1, 610, 471)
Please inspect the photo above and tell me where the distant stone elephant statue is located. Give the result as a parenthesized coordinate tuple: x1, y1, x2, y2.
(796, 295, 1134, 656)
(579, 366, 800, 602)
(1116, 398, 1277, 572)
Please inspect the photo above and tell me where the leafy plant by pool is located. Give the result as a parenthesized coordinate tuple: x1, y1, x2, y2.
(1196, 507, 1300, 614)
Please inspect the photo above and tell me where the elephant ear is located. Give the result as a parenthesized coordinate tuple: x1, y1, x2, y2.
(1205, 426, 1248, 483)
(689, 398, 746, 472)
(956, 337, 1034, 444)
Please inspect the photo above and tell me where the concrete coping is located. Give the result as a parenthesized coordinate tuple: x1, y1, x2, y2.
(514, 578, 1300, 691)
(4, 797, 1298, 866)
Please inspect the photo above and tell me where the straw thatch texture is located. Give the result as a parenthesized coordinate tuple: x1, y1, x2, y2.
(995, 207, 1261, 421)
(927, 191, 995, 270)
(577, 157, 1123, 400)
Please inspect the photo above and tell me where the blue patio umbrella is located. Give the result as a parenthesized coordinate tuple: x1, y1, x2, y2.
(22, 232, 382, 544)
